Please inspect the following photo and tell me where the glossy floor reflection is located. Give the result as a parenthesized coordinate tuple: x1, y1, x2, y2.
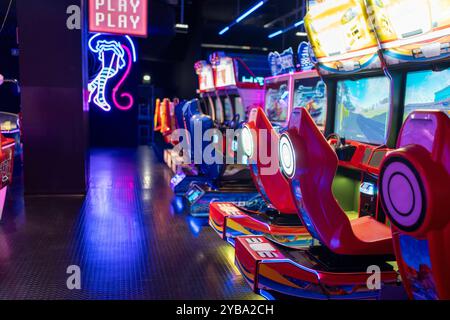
(0, 147, 260, 300)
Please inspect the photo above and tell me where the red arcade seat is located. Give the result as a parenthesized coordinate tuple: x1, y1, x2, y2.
(285, 107, 393, 256)
(244, 107, 297, 214)
(379, 110, 450, 300)
(209, 107, 310, 248)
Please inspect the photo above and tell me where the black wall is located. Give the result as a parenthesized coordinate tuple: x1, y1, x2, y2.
(17, 0, 89, 194)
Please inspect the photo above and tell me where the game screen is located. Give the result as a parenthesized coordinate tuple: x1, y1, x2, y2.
(207, 97, 215, 119)
(223, 97, 234, 121)
(404, 68, 450, 121)
(265, 81, 290, 123)
(294, 78, 327, 128)
(234, 96, 246, 120)
(215, 97, 224, 123)
(335, 76, 391, 145)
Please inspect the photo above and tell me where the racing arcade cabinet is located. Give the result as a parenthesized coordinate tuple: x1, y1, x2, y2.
(234, 0, 401, 300)
(172, 97, 261, 217)
(368, 0, 450, 300)
(210, 70, 326, 248)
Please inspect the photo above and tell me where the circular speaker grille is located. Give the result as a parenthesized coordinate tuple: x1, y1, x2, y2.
(380, 157, 426, 233)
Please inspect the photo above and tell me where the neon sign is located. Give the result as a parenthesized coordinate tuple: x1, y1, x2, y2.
(88, 33, 137, 112)
(241, 76, 264, 86)
(89, 0, 148, 37)
(268, 48, 296, 76)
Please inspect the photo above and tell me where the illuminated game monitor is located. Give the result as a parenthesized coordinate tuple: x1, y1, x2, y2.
(292, 71, 327, 131)
(334, 76, 391, 145)
(233, 96, 246, 121)
(403, 68, 450, 120)
(222, 95, 235, 123)
(214, 96, 224, 124)
(264, 70, 326, 129)
(264, 73, 291, 128)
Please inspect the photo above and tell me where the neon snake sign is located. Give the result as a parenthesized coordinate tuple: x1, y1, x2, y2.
(88, 33, 137, 112)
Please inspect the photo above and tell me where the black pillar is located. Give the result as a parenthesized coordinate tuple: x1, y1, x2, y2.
(17, 0, 89, 194)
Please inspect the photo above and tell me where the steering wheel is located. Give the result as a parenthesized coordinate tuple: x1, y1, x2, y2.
(326, 133, 343, 150)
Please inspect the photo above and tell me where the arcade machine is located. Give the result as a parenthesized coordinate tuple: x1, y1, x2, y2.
(0, 74, 16, 221)
(154, 96, 184, 171)
(156, 97, 185, 171)
(163, 61, 217, 173)
(209, 69, 327, 248)
(233, 0, 403, 299)
(171, 97, 261, 217)
(170, 55, 264, 195)
(367, 0, 450, 300)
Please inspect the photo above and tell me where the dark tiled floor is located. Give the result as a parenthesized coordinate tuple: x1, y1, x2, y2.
(0, 147, 260, 300)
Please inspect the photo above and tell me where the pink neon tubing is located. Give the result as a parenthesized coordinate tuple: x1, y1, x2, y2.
(113, 45, 134, 111)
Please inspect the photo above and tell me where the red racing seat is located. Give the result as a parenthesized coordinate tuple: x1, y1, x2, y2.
(284, 107, 393, 255)
(246, 107, 297, 214)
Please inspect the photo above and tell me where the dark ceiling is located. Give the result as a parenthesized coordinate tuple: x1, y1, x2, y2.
(138, 0, 308, 62)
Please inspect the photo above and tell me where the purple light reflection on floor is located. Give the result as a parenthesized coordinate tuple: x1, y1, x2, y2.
(0, 147, 258, 300)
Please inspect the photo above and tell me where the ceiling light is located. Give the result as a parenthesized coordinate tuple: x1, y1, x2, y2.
(218, 0, 267, 35)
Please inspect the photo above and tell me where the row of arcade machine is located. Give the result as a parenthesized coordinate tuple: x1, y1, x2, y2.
(157, 53, 266, 217)
(154, 97, 180, 171)
(0, 74, 19, 221)
(208, 0, 450, 300)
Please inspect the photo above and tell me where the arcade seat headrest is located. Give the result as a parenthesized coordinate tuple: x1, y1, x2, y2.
(380, 110, 450, 237)
(190, 107, 224, 180)
(244, 107, 298, 214)
(182, 99, 202, 134)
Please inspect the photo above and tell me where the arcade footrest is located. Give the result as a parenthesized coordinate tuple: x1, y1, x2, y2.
(209, 202, 312, 248)
(235, 235, 399, 300)
(185, 184, 260, 217)
(171, 172, 208, 195)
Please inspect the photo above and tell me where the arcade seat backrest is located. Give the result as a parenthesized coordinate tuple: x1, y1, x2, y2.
(381, 111, 450, 236)
(160, 99, 172, 136)
(286, 107, 393, 255)
(379, 111, 450, 299)
(182, 99, 202, 137)
(181, 99, 202, 159)
(191, 113, 224, 180)
(183, 99, 225, 180)
(246, 107, 297, 214)
(154, 98, 161, 131)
